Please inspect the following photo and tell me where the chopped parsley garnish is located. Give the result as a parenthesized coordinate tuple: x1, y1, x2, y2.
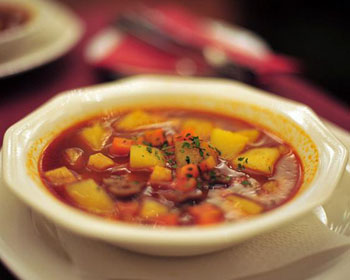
(154, 150, 160, 160)
(238, 157, 244, 161)
(182, 142, 191, 149)
(209, 170, 217, 180)
(164, 150, 174, 156)
(186, 174, 193, 178)
(214, 147, 221, 156)
(192, 136, 200, 148)
(199, 149, 204, 157)
(146, 146, 152, 153)
(241, 180, 250, 186)
(185, 156, 191, 164)
(143, 141, 152, 147)
(168, 159, 177, 168)
(237, 163, 245, 170)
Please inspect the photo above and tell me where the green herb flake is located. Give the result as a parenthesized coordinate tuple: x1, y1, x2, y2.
(185, 156, 191, 164)
(241, 180, 250, 186)
(182, 142, 191, 149)
(146, 146, 152, 153)
(214, 147, 221, 156)
(155, 150, 160, 160)
(192, 136, 200, 148)
(186, 174, 193, 178)
(199, 149, 204, 157)
(143, 141, 152, 147)
(238, 157, 244, 161)
(237, 163, 245, 170)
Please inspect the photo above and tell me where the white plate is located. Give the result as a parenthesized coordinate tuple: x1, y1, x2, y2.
(0, 0, 83, 78)
(0, 120, 349, 280)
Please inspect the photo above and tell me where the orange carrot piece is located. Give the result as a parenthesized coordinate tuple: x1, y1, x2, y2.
(177, 164, 199, 179)
(174, 177, 197, 192)
(144, 128, 165, 146)
(116, 201, 139, 220)
(110, 137, 133, 156)
(152, 213, 179, 226)
(199, 156, 217, 172)
(135, 135, 145, 144)
(174, 128, 197, 142)
(188, 203, 224, 225)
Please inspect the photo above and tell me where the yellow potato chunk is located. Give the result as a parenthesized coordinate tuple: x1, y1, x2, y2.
(79, 123, 111, 151)
(116, 110, 163, 130)
(130, 145, 165, 168)
(66, 179, 115, 214)
(150, 166, 172, 182)
(233, 147, 281, 175)
(44, 166, 77, 185)
(140, 199, 168, 218)
(182, 119, 214, 140)
(226, 195, 263, 215)
(237, 129, 260, 143)
(210, 128, 249, 160)
(87, 153, 114, 170)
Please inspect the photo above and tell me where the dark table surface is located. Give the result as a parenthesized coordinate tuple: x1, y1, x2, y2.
(0, 0, 349, 279)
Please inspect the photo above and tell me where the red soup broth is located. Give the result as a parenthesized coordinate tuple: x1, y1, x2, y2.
(39, 108, 303, 226)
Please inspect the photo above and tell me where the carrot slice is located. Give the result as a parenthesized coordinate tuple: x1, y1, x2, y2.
(116, 200, 139, 220)
(177, 164, 199, 179)
(174, 177, 197, 192)
(188, 203, 224, 225)
(199, 156, 217, 171)
(110, 137, 133, 156)
(174, 128, 197, 142)
(144, 128, 165, 146)
(152, 213, 179, 226)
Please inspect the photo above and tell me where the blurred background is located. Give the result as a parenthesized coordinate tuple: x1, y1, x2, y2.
(0, 0, 349, 145)
(58, 0, 349, 103)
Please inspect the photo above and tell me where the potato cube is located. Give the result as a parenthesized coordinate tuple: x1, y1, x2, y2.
(44, 166, 77, 185)
(237, 129, 260, 143)
(210, 128, 249, 160)
(87, 153, 114, 170)
(130, 145, 165, 168)
(66, 179, 115, 214)
(233, 147, 281, 175)
(226, 195, 263, 215)
(79, 123, 111, 151)
(182, 119, 214, 140)
(116, 110, 163, 130)
(150, 166, 172, 182)
(140, 199, 168, 218)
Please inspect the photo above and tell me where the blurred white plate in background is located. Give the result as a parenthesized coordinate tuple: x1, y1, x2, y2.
(0, 0, 83, 78)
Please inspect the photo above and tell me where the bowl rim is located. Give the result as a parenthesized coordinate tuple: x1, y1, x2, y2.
(2, 75, 348, 247)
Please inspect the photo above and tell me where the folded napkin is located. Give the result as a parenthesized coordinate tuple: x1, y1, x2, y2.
(52, 213, 349, 280)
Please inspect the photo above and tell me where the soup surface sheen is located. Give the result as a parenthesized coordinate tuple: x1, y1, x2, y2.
(39, 108, 303, 226)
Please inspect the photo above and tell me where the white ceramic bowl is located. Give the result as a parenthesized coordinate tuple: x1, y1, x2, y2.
(2, 76, 348, 256)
